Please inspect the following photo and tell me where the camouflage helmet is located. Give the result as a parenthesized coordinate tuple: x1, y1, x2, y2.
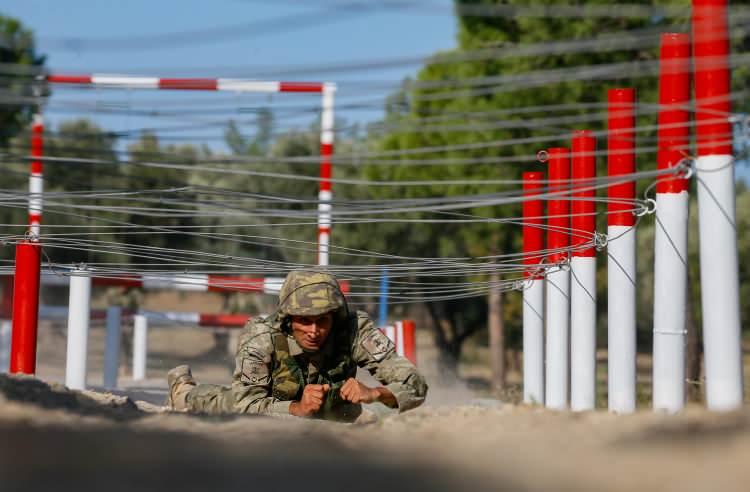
(277, 270, 346, 317)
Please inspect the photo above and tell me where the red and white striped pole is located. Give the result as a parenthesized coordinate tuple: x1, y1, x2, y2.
(401, 320, 417, 365)
(382, 320, 417, 364)
(545, 148, 570, 410)
(47, 74, 335, 268)
(607, 88, 637, 414)
(522, 171, 545, 405)
(9, 112, 45, 375)
(652, 33, 691, 413)
(29, 113, 44, 237)
(692, 0, 743, 410)
(318, 83, 335, 266)
(9, 242, 41, 374)
(570, 130, 597, 411)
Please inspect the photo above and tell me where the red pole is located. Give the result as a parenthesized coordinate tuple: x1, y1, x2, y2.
(522, 172, 545, 277)
(10, 242, 42, 374)
(545, 147, 571, 409)
(571, 131, 597, 256)
(657, 33, 691, 192)
(570, 130, 597, 411)
(692, 0, 743, 410)
(546, 148, 571, 263)
(607, 87, 637, 413)
(608, 88, 637, 226)
(522, 170, 546, 404)
(652, 32, 691, 413)
(401, 319, 417, 365)
(693, 0, 732, 156)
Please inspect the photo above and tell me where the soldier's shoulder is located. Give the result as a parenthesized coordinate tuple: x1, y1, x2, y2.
(353, 310, 374, 330)
(238, 315, 280, 352)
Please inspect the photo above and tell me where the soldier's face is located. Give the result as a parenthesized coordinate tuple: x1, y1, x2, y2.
(291, 313, 333, 351)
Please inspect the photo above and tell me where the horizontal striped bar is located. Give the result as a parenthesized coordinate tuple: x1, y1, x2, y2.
(39, 305, 249, 327)
(47, 74, 327, 94)
(34, 273, 348, 294)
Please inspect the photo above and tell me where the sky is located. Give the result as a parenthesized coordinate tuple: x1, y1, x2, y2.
(3, 1, 459, 151)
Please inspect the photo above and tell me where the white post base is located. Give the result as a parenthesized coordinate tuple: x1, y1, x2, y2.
(570, 256, 597, 411)
(545, 268, 570, 410)
(652, 191, 688, 413)
(696, 154, 743, 411)
(523, 278, 544, 405)
(103, 306, 122, 389)
(65, 271, 92, 391)
(607, 225, 637, 414)
(0, 319, 11, 373)
(132, 314, 148, 381)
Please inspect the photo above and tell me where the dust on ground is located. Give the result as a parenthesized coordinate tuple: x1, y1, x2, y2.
(7, 308, 750, 492)
(1, 373, 750, 492)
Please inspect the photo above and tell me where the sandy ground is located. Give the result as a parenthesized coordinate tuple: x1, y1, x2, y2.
(2, 374, 750, 492)
(2, 317, 750, 491)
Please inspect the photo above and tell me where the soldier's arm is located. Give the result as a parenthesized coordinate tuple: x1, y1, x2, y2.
(230, 319, 292, 416)
(351, 311, 428, 412)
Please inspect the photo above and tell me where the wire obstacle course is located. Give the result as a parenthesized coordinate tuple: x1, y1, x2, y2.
(0, 0, 744, 413)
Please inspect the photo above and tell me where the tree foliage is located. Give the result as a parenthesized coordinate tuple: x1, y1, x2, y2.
(0, 14, 46, 147)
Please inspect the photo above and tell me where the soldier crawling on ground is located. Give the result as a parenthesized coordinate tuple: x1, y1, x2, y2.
(167, 270, 428, 422)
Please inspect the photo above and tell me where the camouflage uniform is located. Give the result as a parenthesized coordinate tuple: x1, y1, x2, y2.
(169, 270, 428, 422)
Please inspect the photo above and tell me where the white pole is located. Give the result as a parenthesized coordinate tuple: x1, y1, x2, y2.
(692, 0, 743, 411)
(696, 155, 743, 410)
(132, 313, 148, 381)
(607, 88, 637, 414)
(522, 278, 544, 404)
(545, 267, 570, 410)
(652, 32, 690, 413)
(0, 319, 11, 373)
(570, 129, 597, 411)
(103, 306, 122, 389)
(607, 226, 637, 413)
(652, 193, 688, 412)
(570, 256, 597, 411)
(64, 270, 92, 390)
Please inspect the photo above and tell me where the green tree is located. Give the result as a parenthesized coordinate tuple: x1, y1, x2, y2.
(0, 14, 46, 148)
(362, 0, 693, 376)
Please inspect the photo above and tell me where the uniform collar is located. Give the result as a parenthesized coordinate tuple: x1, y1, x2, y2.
(287, 335, 305, 356)
(286, 333, 336, 358)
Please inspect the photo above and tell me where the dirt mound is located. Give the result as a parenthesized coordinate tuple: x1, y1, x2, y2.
(2, 377, 750, 492)
(0, 374, 143, 421)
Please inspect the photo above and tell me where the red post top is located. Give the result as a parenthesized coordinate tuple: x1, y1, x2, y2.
(607, 88, 636, 227)
(31, 117, 43, 175)
(320, 143, 333, 192)
(657, 33, 691, 194)
(547, 148, 570, 263)
(401, 320, 417, 365)
(522, 171, 545, 278)
(571, 131, 597, 257)
(692, 0, 732, 156)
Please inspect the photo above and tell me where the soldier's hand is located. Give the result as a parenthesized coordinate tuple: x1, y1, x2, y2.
(290, 384, 330, 417)
(340, 378, 379, 404)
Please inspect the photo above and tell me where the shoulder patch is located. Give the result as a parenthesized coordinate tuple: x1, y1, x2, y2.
(361, 329, 394, 362)
(241, 357, 271, 385)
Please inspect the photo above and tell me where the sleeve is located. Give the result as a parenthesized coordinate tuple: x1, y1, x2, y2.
(350, 311, 428, 412)
(230, 319, 292, 416)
